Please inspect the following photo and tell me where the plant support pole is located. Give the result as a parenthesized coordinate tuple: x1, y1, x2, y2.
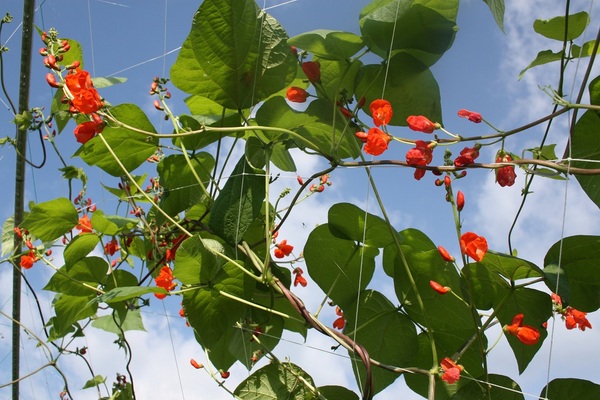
(12, 0, 36, 398)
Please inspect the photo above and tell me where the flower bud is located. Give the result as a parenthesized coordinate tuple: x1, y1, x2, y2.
(153, 100, 164, 111)
(456, 190, 465, 211)
(46, 73, 61, 88)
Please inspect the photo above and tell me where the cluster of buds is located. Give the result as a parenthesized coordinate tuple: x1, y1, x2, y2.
(73, 193, 96, 213)
(309, 174, 332, 193)
(145, 177, 163, 203)
(150, 77, 171, 118)
(551, 293, 592, 331)
(13, 227, 39, 269)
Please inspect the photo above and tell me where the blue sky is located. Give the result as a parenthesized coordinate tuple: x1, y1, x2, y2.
(1, 0, 600, 399)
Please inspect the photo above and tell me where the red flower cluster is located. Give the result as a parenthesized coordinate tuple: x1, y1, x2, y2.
(453, 145, 480, 167)
(274, 240, 294, 259)
(293, 267, 307, 287)
(370, 99, 393, 127)
(76, 215, 93, 233)
(440, 357, 463, 384)
(407, 115, 439, 133)
(333, 306, 345, 330)
(104, 238, 119, 256)
(457, 109, 482, 123)
(286, 86, 308, 103)
(65, 68, 103, 114)
(155, 265, 176, 299)
(406, 140, 434, 180)
(356, 127, 392, 156)
(504, 313, 540, 345)
(551, 293, 592, 331)
(459, 232, 487, 262)
(355, 99, 395, 156)
(20, 250, 37, 269)
(495, 152, 517, 187)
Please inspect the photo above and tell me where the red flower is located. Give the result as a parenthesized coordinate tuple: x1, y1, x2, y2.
(407, 115, 439, 133)
(437, 246, 454, 262)
(104, 238, 119, 256)
(440, 358, 463, 384)
(430, 280, 450, 294)
(456, 191, 465, 211)
(333, 306, 345, 330)
(274, 240, 294, 259)
(220, 371, 230, 379)
(301, 61, 320, 83)
(505, 313, 540, 345)
(190, 359, 202, 369)
(459, 232, 487, 262)
(495, 152, 516, 187)
(454, 145, 480, 167)
(76, 215, 93, 233)
(73, 120, 103, 144)
(286, 86, 308, 103)
(564, 307, 592, 331)
(361, 127, 391, 156)
(20, 251, 37, 269)
(154, 265, 176, 299)
(293, 267, 307, 287)
(457, 109, 482, 123)
(65, 68, 103, 114)
(370, 99, 393, 127)
(406, 140, 433, 180)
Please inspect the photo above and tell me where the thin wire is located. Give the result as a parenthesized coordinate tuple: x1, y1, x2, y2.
(381, 0, 401, 99)
(264, 0, 298, 10)
(461, 374, 548, 400)
(544, 0, 594, 393)
(106, 47, 181, 77)
(162, 301, 186, 400)
(87, 0, 96, 76)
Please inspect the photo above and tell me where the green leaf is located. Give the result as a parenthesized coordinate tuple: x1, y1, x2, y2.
(495, 288, 551, 373)
(52, 294, 98, 338)
(44, 257, 108, 296)
(63, 233, 100, 269)
(525, 143, 558, 160)
(271, 141, 297, 172)
(97, 286, 167, 304)
(518, 49, 563, 79)
(183, 97, 243, 128)
(157, 153, 215, 217)
(355, 52, 442, 126)
(20, 198, 78, 242)
(171, 0, 296, 109)
(316, 57, 363, 103)
(51, 89, 72, 134)
(328, 203, 392, 247)
(475, 250, 544, 281)
(589, 75, 600, 106)
(255, 96, 362, 159)
(209, 156, 265, 245)
(82, 375, 106, 390)
(173, 235, 223, 285)
(172, 114, 225, 151)
(533, 11, 589, 41)
(234, 362, 316, 399)
(2, 216, 15, 257)
(92, 309, 146, 334)
(304, 224, 378, 310)
(572, 40, 600, 58)
(59, 166, 88, 187)
(451, 374, 524, 399)
(359, 0, 459, 66)
(345, 290, 417, 396)
(91, 76, 127, 89)
(482, 0, 505, 32)
(59, 38, 84, 69)
(544, 235, 600, 311)
(541, 378, 600, 400)
(183, 261, 254, 370)
(74, 103, 158, 177)
(569, 110, 600, 209)
(288, 30, 365, 60)
(317, 386, 359, 400)
(91, 210, 137, 236)
(462, 261, 510, 310)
